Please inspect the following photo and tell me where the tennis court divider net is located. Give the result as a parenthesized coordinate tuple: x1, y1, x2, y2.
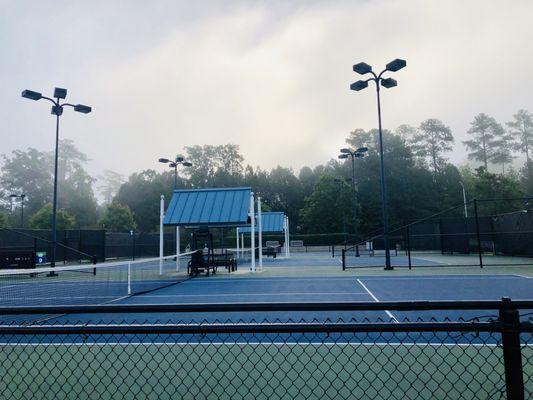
(0, 251, 195, 307)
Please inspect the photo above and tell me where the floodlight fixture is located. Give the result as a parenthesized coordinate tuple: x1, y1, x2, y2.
(350, 80, 368, 91)
(74, 104, 91, 114)
(353, 62, 373, 75)
(354, 152, 365, 158)
(381, 78, 398, 89)
(356, 147, 369, 153)
(54, 88, 67, 99)
(385, 58, 406, 72)
(340, 148, 351, 154)
(159, 155, 192, 189)
(51, 105, 63, 116)
(21, 90, 42, 101)
(338, 154, 349, 159)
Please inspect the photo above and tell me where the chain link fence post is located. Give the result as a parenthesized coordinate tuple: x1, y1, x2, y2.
(499, 297, 525, 400)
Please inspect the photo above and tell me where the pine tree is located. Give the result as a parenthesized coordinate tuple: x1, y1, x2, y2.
(411, 119, 454, 173)
(463, 113, 508, 171)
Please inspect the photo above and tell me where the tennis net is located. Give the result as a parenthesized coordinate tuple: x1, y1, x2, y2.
(0, 252, 195, 307)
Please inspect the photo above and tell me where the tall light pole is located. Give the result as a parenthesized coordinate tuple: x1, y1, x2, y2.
(21, 88, 91, 270)
(338, 146, 368, 256)
(10, 193, 25, 228)
(459, 181, 468, 218)
(350, 58, 406, 270)
(158, 156, 192, 189)
(333, 178, 348, 244)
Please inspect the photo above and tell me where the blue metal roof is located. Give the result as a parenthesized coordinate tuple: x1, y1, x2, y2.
(163, 187, 251, 227)
(239, 212, 285, 233)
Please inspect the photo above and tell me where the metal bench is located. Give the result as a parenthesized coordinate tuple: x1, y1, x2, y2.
(187, 250, 237, 276)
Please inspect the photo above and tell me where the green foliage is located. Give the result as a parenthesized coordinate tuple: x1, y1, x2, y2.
(470, 167, 524, 214)
(0, 148, 53, 216)
(463, 113, 511, 171)
(507, 109, 533, 163)
(519, 161, 533, 194)
(97, 170, 125, 204)
(411, 119, 454, 173)
(114, 170, 174, 232)
(0, 211, 7, 227)
(28, 203, 76, 230)
(0, 141, 98, 228)
(99, 202, 137, 232)
(300, 176, 355, 234)
(507, 109, 533, 181)
(184, 144, 244, 187)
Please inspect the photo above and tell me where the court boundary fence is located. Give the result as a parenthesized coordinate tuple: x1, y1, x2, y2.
(0, 298, 531, 399)
(341, 197, 533, 270)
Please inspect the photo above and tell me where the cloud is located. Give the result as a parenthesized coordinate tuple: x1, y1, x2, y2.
(1, 0, 532, 177)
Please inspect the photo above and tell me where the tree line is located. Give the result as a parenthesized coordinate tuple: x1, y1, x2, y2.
(1, 110, 531, 237)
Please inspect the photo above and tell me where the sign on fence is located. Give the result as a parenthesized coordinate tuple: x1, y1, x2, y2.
(290, 240, 304, 247)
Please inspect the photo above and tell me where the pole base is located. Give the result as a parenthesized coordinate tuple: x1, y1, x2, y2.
(384, 266, 394, 271)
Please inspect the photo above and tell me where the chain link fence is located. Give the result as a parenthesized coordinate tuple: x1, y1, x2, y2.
(0, 299, 531, 399)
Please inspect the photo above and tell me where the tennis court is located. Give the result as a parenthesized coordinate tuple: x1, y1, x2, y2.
(2, 251, 531, 326)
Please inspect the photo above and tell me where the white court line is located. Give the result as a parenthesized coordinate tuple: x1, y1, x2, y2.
(360, 275, 527, 281)
(356, 279, 399, 323)
(183, 277, 354, 284)
(511, 274, 531, 279)
(134, 292, 369, 298)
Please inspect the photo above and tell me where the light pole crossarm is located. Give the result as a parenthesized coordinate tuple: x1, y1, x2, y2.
(40, 96, 58, 105)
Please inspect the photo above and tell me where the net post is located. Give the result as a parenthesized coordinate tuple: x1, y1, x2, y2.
(176, 226, 180, 271)
(332, 244, 334, 258)
(473, 199, 483, 268)
(341, 248, 346, 270)
(499, 297, 525, 400)
(159, 195, 164, 275)
(127, 262, 132, 295)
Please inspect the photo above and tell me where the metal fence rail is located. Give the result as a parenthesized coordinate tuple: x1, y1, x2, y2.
(0, 299, 531, 399)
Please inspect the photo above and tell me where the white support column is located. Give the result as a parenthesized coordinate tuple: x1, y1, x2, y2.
(241, 233, 244, 258)
(284, 216, 288, 257)
(176, 226, 180, 271)
(236, 227, 240, 259)
(127, 262, 132, 295)
(250, 192, 256, 273)
(257, 197, 263, 270)
(286, 216, 290, 258)
(159, 195, 165, 275)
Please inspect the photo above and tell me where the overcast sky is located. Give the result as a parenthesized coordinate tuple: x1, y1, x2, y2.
(1, 0, 532, 179)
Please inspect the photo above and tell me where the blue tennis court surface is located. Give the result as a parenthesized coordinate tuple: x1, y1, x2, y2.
(25, 273, 531, 327)
(1, 251, 531, 326)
